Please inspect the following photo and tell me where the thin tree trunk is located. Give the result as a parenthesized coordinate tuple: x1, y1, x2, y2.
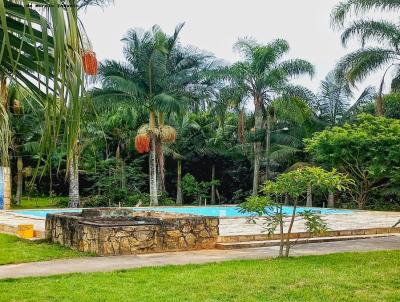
(49, 161, 53, 197)
(121, 159, 126, 190)
(356, 193, 368, 210)
(375, 95, 384, 116)
(252, 96, 263, 195)
(278, 205, 284, 257)
(327, 191, 335, 208)
(375, 69, 388, 117)
(15, 155, 23, 205)
(211, 164, 216, 205)
(149, 134, 158, 206)
(284, 194, 289, 205)
(306, 183, 312, 207)
(284, 203, 297, 257)
(68, 143, 80, 208)
(176, 160, 182, 205)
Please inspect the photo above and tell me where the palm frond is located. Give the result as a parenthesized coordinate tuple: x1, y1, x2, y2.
(336, 47, 398, 84)
(331, 0, 400, 27)
(341, 19, 400, 48)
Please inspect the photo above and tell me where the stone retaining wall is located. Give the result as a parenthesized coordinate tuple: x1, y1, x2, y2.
(46, 209, 219, 256)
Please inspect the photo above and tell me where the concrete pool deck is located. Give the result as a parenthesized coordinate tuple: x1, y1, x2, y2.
(219, 211, 400, 236)
(0, 208, 399, 240)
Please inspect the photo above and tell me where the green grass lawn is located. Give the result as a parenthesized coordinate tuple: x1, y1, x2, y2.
(10, 197, 67, 210)
(0, 250, 399, 302)
(0, 234, 84, 265)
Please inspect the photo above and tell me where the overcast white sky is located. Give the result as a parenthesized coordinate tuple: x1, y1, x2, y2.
(81, 0, 388, 94)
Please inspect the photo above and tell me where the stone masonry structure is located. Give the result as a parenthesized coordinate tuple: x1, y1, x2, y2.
(46, 208, 219, 256)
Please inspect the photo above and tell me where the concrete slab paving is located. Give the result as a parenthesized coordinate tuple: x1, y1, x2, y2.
(0, 236, 399, 280)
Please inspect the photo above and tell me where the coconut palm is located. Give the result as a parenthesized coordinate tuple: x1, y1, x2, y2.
(94, 24, 215, 205)
(331, 0, 400, 115)
(216, 38, 315, 195)
(317, 72, 376, 125)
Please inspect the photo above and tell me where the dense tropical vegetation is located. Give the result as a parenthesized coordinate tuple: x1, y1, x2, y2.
(1, 0, 400, 211)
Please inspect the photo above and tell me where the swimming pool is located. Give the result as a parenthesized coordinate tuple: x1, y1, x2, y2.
(12, 206, 353, 218)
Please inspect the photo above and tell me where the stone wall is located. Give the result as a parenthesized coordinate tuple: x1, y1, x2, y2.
(46, 208, 219, 256)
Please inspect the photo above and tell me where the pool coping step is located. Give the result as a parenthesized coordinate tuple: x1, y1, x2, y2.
(0, 223, 44, 240)
(215, 234, 399, 250)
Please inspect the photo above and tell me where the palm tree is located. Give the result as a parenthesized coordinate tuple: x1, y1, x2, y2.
(317, 72, 376, 124)
(217, 38, 314, 195)
(94, 24, 215, 205)
(331, 0, 400, 115)
(166, 114, 201, 205)
(7, 84, 41, 205)
(1, 1, 112, 208)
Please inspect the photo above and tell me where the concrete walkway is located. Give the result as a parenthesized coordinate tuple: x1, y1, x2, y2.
(1, 236, 399, 279)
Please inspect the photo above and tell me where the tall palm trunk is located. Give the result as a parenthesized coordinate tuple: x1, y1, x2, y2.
(211, 164, 216, 204)
(116, 144, 126, 190)
(306, 183, 312, 207)
(238, 109, 245, 144)
(149, 134, 158, 206)
(156, 112, 165, 194)
(0, 76, 7, 109)
(149, 111, 158, 206)
(68, 142, 80, 208)
(176, 159, 182, 205)
(265, 112, 271, 180)
(0, 75, 11, 210)
(328, 191, 335, 208)
(252, 95, 264, 195)
(155, 136, 165, 195)
(0, 74, 10, 167)
(15, 155, 23, 205)
(120, 159, 126, 190)
(375, 79, 384, 116)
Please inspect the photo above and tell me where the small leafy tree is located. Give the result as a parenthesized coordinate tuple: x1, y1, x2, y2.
(306, 114, 400, 209)
(181, 173, 220, 205)
(240, 167, 352, 257)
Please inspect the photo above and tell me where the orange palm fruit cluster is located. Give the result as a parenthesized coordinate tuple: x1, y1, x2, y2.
(135, 134, 150, 154)
(82, 51, 98, 75)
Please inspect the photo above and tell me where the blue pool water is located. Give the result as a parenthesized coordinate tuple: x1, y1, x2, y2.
(13, 206, 353, 218)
